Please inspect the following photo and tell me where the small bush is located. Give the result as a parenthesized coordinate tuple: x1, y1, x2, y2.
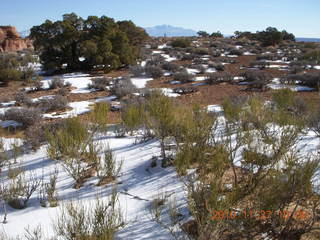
(96, 146, 122, 186)
(162, 62, 180, 72)
(206, 72, 233, 84)
(55, 192, 123, 240)
(34, 79, 44, 91)
(242, 70, 272, 91)
(40, 169, 59, 208)
(145, 66, 163, 78)
(1, 108, 41, 128)
(38, 95, 68, 112)
(49, 77, 65, 89)
(229, 48, 243, 56)
(111, 77, 137, 98)
(173, 71, 193, 83)
(14, 92, 33, 106)
(57, 87, 70, 96)
(88, 77, 111, 91)
(25, 121, 64, 150)
(90, 102, 109, 132)
(130, 65, 145, 77)
(4, 172, 41, 209)
(170, 38, 191, 48)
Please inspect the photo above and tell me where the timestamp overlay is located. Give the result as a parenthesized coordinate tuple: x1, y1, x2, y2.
(211, 209, 309, 221)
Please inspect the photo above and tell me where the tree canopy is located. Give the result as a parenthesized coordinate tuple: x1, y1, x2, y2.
(234, 27, 295, 46)
(30, 13, 149, 72)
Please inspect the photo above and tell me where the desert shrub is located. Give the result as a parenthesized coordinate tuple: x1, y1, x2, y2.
(3, 172, 41, 209)
(110, 77, 136, 98)
(211, 63, 225, 71)
(49, 77, 65, 89)
(14, 92, 33, 106)
(96, 146, 122, 186)
(228, 48, 243, 56)
(37, 95, 68, 112)
(290, 64, 304, 74)
(88, 77, 111, 91)
(145, 92, 176, 162)
(34, 78, 44, 91)
(162, 62, 180, 72)
(46, 118, 96, 188)
(193, 64, 206, 74)
(182, 53, 198, 61)
(299, 72, 320, 89)
(303, 50, 320, 64)
(170, 38, 191, 48)
(272, 88, 295, 110)
(206, 72, 233, 85)
(147, 55, 166, 67)
(242, 70, 272, 91)
(173, 71, 193, 83)
(250, 60, 270, 69)
(57, 87, 70, 96)
(7, 166, 24, 179)
(194, 48, 209, 55)
(25, 121, 64, 150)
(54, 192, 123, 240)
(173, 86, 198, 95)
(40, 169, 59, 208)
(282, 72, 320, 89)
(89, 102, 109, 132)
(0, 68, 22, 86)
(1, 108, 41, 128)
(242, 70, 272, 82)
(145, 66, 163, 78)
(304, 42, 318, 49)
(130, 65, 145, 77)
(122, 104, 144, 135)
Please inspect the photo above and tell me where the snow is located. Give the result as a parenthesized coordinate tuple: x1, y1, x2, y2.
(207, 105, 223, 113)
(0, 134, 187, 239)
(1, 101, 16, 107)
(243, 51, 255, 56)
(206, 68, 216, 73)
(161, 54, 177, 62)
(0, 137, 23, 151)
(193, 76, 207, 82)
(158, 88, 180, 98)
(152, 50, 163, 54)
(131, 77, 153, 89)
(170, 81, 181, 85)
(267, 84, 315, 92)
(42, 96, 118, 119)
(186, 68, 200, 75)
(41, 73, 94, 94)
(158, 44, 167, 49)
(42, 101, 93, 119)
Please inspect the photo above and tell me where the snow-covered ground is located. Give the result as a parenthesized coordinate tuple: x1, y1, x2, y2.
(131, 77, 153, 89)
(0, 134, 187, 239)
(41, 73, 94, 94)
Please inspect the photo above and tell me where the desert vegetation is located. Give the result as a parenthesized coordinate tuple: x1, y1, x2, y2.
(1, 11, 320, 240)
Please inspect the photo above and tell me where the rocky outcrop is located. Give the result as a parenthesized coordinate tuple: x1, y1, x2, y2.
(0, 26, 33, 52)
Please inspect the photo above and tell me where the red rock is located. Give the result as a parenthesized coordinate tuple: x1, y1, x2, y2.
(0, 26, 33, 52)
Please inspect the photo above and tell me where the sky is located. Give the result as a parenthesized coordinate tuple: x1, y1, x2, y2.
(0, 0, 319, 37)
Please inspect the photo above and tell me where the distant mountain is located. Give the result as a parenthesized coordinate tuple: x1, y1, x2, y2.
(18, 30, 30, 38)
(144, 25, 197, 37)
(296, 37, 320, 42)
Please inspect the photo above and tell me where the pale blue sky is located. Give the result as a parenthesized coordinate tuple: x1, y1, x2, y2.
(1, 0, 319, 37)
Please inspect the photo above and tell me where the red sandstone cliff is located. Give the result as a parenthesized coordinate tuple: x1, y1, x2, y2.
(0, 26, 33, 52)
